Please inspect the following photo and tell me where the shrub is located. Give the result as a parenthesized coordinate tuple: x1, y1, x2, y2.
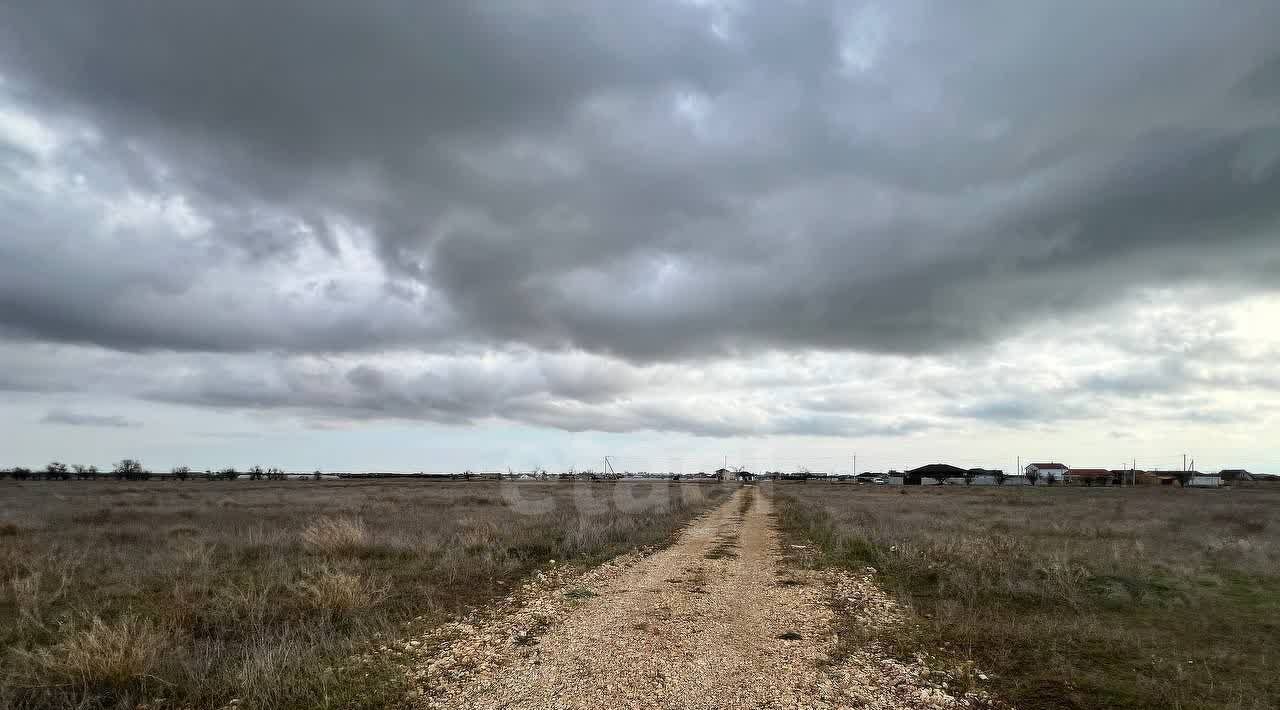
(295, 567, 387, 614)
(301, 516, 369, 554)
(27, 615, 175, 690)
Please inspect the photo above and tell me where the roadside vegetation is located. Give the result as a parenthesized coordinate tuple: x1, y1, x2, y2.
(775, 483, 1280, 710)
(0, 479, 728, 709)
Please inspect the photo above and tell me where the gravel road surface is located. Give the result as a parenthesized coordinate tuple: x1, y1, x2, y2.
(407, 487, 986, 709)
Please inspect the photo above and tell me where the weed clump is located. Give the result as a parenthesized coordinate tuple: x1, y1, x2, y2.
(296, 567, 388, 614)
(301, 516, 369, 554)
(27, 615, 175, 690)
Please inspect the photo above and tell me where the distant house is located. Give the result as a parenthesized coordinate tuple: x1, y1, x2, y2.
(1025, 462, 1068, 484)
(1140, 470, 1218, 487)
(968, 468, 1026, 485)
(1187, 471, 1221, 488)
(906, 463, 969, 485)
(1219, 469, 1255, 482)
(1109, 469, 1146, 486)
(1066, 468, 1113, 486)
(1136, 470, 1178, 485)
(967, 468, 1011, 485)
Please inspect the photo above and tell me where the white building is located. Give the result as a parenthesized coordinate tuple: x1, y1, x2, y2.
(1025, 462, 1069, 484)
(1187, 472, 1222, 488)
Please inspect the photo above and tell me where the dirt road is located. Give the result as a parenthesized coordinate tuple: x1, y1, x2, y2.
(411, 487, 972, 709)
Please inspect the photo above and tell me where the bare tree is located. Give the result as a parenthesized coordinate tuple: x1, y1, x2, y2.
(249, 465, 265, 480)
(45, 461, 70, 480)
(171, 466, 191, 481)
(71, 464, 100, 480)
(113, 459, 146, 480)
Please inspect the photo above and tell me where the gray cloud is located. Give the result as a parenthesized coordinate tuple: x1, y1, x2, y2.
(42, 408, 139, 428)
(0, 2, 1278, 363)
(2, 2, 1280, 446)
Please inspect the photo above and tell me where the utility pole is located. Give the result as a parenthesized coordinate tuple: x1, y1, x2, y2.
(1183, 453, 1187, 472)
(853, 453, 857, 476)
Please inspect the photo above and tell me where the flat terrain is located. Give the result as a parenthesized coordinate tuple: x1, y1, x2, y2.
(776, 483, 1280, 710)
(6, 479, 1275, 710)
(0, 479, 729, 709)
(413, 487, 970, 709)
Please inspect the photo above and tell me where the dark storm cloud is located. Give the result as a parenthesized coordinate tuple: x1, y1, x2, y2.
(42, 409, 139, 428)
(127, 349, 648, 428)
(1, 0, 1279, 363)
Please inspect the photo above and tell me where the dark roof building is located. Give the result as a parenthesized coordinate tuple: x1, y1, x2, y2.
(967, 468, 1004, 476)
(906, 463, 969, 483)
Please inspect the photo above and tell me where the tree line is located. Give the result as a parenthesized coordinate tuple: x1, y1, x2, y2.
(0, 460, 323, 481)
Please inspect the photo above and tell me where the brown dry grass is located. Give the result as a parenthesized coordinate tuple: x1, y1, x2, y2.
(774, 483, 1280, 710)
(301, 516, 370, 554)
(0, 479, 729, 709)
(296, 566, 389, 614)
(24, 616, 176, 690)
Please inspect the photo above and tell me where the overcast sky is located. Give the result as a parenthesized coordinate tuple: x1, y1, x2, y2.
(2, 1, 1279, 473)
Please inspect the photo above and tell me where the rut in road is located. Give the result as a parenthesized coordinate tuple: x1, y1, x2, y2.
(412, 487, 974, 709)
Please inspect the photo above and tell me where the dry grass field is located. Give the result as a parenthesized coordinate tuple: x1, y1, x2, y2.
(775, 483, 1280, 710)
(0, 479, 729, 709)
